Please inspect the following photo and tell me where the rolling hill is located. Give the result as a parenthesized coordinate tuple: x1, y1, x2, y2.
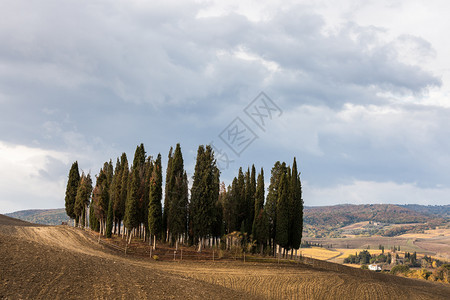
(6, 208, 70, 225)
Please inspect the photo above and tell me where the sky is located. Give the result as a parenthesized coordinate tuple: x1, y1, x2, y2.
(1, 0, 450, 213)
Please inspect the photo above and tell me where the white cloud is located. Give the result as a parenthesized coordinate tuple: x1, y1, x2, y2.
(0, 141, 69, 213)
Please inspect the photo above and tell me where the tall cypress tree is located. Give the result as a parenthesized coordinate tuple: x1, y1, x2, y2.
(110, 157, 122, 233)
(92, 168, 109, 234)
(236, 167, 246, 233)
(253, 207, 269, 254)
(124, 166, 140, 236)
(276, 173, 290, 252)
(124, 145, 146, 240)
(74, 172, 93, 227)
(167, 144, 188, 247)
(119, 155, 129, 234)
(248, 165, 256, 233)
(89, 200, 99, 231)
(266, 161, 286, 254)
(190, 145, 219, 251)
(289, 157, 303, 251)
(65, 161, 80, 222)
(163, 147, 173, 238)
(106, 195, 114, 238)
(252, 168, 264, 238)
(148, 154, 163, 249)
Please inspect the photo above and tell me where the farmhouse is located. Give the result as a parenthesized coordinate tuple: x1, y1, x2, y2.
(369, 264, 382, 272)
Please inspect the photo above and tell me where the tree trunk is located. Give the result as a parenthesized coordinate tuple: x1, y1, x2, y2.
(197, 237, 203, 252)
(153, 235, 156, 250)
(127, 230, 132, 245)
(85, 205, 88, 228)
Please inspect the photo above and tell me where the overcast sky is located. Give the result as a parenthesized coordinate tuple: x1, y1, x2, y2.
(1, 0, 449, 213)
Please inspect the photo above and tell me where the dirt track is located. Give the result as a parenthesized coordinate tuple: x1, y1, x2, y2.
(1, 215, 449, 299)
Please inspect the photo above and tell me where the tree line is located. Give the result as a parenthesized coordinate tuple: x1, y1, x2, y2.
(64, 143, 303, 255)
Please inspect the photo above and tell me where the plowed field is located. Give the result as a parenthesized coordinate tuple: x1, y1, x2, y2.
(1, 215, 449, 299)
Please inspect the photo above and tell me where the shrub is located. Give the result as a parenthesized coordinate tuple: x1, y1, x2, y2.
(391, 265, 410, 275)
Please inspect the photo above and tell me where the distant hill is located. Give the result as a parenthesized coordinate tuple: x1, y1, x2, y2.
(303, 204, 448, 238)
(399, 204, 450, 218)
(6, 209, 70, 225)
(304, 204, 435, 227)
(6, 204, 448, 229)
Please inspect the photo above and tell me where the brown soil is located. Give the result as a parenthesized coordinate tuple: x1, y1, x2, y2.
(1, 214, 449, 299)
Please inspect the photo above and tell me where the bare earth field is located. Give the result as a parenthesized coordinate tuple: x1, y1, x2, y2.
(1, 215, 450, 300)
(305, 228, 450, 262)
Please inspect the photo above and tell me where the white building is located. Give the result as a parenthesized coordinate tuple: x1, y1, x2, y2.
(369, 264, 382, 271)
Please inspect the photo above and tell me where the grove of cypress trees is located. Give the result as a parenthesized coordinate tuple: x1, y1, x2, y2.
(65, 161, 80, 223)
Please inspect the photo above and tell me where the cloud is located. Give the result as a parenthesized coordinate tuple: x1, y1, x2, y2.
(0, 142, 69, 213)
(305, 180, 450, 206)
(0, 1, 449, 211)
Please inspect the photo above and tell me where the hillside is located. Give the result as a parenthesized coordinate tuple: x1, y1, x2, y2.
(6, 208, 70, 225)
(1, 216, 449, 299)
(400, 204, 450, 218)
(7, 204, 448, 231)
(304, 204, 448, 238)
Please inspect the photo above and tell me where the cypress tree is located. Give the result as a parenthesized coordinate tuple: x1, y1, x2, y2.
(124, 144, 147, 240)
(223, 179, 238, 233)
(119, 156, 129, 234)
(163, 147, 173, 239)
(89, 200, 99, 231)
(74, 172, 93, 227)
(252, 168, 264, 238)
(248, 165, 256, 234)
(243, 168, 252, 234)
(289, 157, 303, 251)
(148, 154, 163, 249)
(106, 195, 114, 238)
(167, 144, 188, 247)
(276, 173, 290, 252)
(124, 166, 140, 237)
(266, 161, 286, 254)
(110, 157, 122, 233)
(92, 168, 109, 234)
(236, 168, 246, 233)
(190, 145, 219, 251)
(253, 208, 269, 254)
(65, 161, 80, 222)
